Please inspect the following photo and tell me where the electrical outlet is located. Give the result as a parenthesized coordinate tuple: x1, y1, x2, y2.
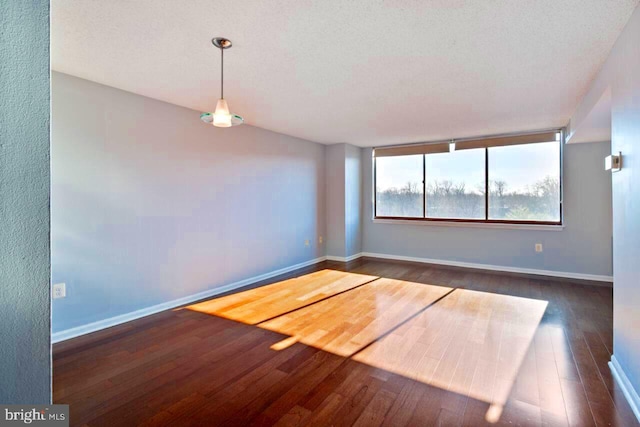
(319, 236, 323, 244)
(535, 244, 543, 253)
(53, 283, 66, 299)
(304, 239, 310, 247)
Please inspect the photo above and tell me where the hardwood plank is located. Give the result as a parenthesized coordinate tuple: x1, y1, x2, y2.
(352, 388, 397, 427)
(560, 378, 597, 427)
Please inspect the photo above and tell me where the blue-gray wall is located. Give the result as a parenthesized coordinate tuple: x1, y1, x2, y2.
(51, 72, 326, 334)
(345, 144, 362, 257)
(361, 141, 613, 277)
(0, 1, 51, 404)
(611, 7, 640, 412)
(325, 144, 346, 257)
(568, 3, 640, 414)
(325, 143, 362, 258)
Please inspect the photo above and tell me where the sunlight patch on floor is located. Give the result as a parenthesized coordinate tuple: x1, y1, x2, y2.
(258, 277, 453, 357)
(186, 269, 378, 325)
(351, 287, 547, 418)
(186, 269, 547, 422)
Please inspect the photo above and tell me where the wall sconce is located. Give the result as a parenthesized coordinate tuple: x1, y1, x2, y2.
(605, 152, 622, 172)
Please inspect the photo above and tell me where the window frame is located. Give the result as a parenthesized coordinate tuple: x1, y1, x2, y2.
(373, 131, 564, 226)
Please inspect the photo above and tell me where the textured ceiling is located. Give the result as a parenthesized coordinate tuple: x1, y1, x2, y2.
(51, 0, 639, 146)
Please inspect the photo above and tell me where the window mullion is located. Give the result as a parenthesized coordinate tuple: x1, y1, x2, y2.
(423, 154, 426, 219)
(485, 148, 489, 220)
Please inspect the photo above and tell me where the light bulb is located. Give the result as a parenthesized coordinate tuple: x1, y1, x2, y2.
(213, 115, 232, 127)
(213, 99, 232, 127)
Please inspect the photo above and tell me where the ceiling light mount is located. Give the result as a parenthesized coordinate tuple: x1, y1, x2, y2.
(201, 36, 243, 128)
(212, 37, 232, 49)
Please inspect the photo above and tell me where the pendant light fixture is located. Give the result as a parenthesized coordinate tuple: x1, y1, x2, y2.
(200, 37, 244, 127)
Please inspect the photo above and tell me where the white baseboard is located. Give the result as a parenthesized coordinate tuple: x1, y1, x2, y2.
(354, 252, 612, 283)
(609, 355, 640, 423)
(52, 256, 327, 343)
(326, 253, 364, 262)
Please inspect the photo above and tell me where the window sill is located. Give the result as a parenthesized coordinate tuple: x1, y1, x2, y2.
(372, 218, 564, 231)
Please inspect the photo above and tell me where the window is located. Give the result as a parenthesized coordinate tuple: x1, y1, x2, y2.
(374, 131, 562, 224)
(488, 141, 561, 222)
(375, 155, 423, 217)
(425, 148, 485, 219)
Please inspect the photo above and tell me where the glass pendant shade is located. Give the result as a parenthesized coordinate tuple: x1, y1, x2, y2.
(200, 111, 244, 127)
(213, 99, 232, 127)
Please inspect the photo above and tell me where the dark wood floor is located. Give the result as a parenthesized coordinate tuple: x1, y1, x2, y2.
(53, 258, 638, 426)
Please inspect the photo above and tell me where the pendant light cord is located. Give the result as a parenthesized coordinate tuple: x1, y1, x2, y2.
(220, 46, 224, 99)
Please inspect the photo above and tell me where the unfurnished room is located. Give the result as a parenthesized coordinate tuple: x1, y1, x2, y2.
(1, 1, 640, 426)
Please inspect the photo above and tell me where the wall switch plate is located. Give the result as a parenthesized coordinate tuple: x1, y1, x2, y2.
(53, 283, 66, 299)
(319, 236, 323, 244)
(535, 244, 543, 253)
(304, 239, 310, 247)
